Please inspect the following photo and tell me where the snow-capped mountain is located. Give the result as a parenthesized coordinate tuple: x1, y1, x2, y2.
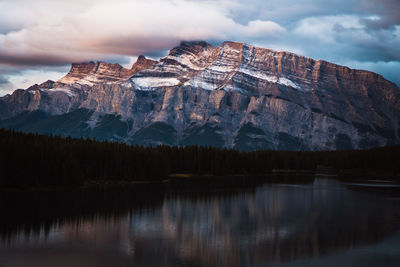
(1, 41, 399, 151)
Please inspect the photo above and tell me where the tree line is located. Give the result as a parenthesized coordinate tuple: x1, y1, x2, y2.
(0, 129, 399, 188)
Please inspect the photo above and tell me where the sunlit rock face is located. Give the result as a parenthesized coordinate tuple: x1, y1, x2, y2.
(1, 41, 399, 150)
(58, 56, 156, 86)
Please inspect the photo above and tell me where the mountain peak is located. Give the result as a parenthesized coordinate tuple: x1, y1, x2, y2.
(39, 80, 56, 89)
(57, 61, 126, 85)
(57, 57, 156, 86)
(58, 62, 99, 84)
(137, 55, 146, 62)
(169, 40, 214, 57)
(131, 55, 156, 73)
(4, 40, 399, 151)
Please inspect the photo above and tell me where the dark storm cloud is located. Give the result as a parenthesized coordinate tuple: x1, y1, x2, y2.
(0, 53, 71, 67)
(0, 52, 135, 67)
(331, 22, 400, 61)
(359, 0, 400, 29)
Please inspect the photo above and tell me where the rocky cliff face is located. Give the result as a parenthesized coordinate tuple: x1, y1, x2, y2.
(58, 56, 156, 85)
(1, 41, 399, 151)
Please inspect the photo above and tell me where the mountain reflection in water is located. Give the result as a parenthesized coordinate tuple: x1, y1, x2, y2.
(0, 177, 400, 267)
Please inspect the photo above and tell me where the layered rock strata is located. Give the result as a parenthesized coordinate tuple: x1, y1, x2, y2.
(1, 41, 399, 151)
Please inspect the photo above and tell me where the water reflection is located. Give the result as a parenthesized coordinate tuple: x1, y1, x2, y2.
(1, 178, 400, 267)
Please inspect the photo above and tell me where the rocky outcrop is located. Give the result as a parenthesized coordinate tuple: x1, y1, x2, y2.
(58, 56, 156, 85)
(1, 41, 399, 150)
(131, 55, 157, 73)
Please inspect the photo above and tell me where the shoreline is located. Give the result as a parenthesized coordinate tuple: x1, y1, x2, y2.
(1, 170, 399, 193)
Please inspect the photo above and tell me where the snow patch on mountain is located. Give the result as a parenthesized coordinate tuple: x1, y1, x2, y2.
(278, 77, 302, 90)
(165, 55, 204, 71)
(239, 67, 278, 82)
(41, 88, 76, 97)
(131, 77, 180, 90)
(188, 78, 216, 90)
(207, 65, 236, 73)
(120, 81, 133, 88)
(238, 67, 303, 90)
(223, 83, 246, 93)
(75, 78, 95, 86)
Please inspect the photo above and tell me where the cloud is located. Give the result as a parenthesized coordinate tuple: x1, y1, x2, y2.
(0, 65, 69, 95)
(0, 75, 9, 85)
(294, 15, 363, 43)
(0, 0, 285, 67)
(7, 69, 68, 90)
(0, 0, 399, 95)
(242, 20, 287, 38)
(0, 72, 14, 95)
(0, 74, 12, 94)
(293, 15, 400, 62)
(358, 0, 400, 29)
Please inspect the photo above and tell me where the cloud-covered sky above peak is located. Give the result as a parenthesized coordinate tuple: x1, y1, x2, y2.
(0, 0, 399, 95)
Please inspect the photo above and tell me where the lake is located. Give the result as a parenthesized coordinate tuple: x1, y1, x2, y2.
(1, 176, 400, 267)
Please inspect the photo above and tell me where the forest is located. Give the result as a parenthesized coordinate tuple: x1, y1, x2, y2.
(0, 129, 399, 189)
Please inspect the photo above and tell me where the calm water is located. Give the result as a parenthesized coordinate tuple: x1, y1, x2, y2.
(1, 177, 400, 267)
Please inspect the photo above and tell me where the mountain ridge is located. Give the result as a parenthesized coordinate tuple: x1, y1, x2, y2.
(58, 55, 156, 85)
(1, 40, 399, 151)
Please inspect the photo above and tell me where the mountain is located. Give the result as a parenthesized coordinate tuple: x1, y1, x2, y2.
(1, 41, 399, 151)
(58, 55, 156, 85)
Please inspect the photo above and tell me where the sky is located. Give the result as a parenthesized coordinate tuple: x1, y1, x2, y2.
(0, 0, 399, 95)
